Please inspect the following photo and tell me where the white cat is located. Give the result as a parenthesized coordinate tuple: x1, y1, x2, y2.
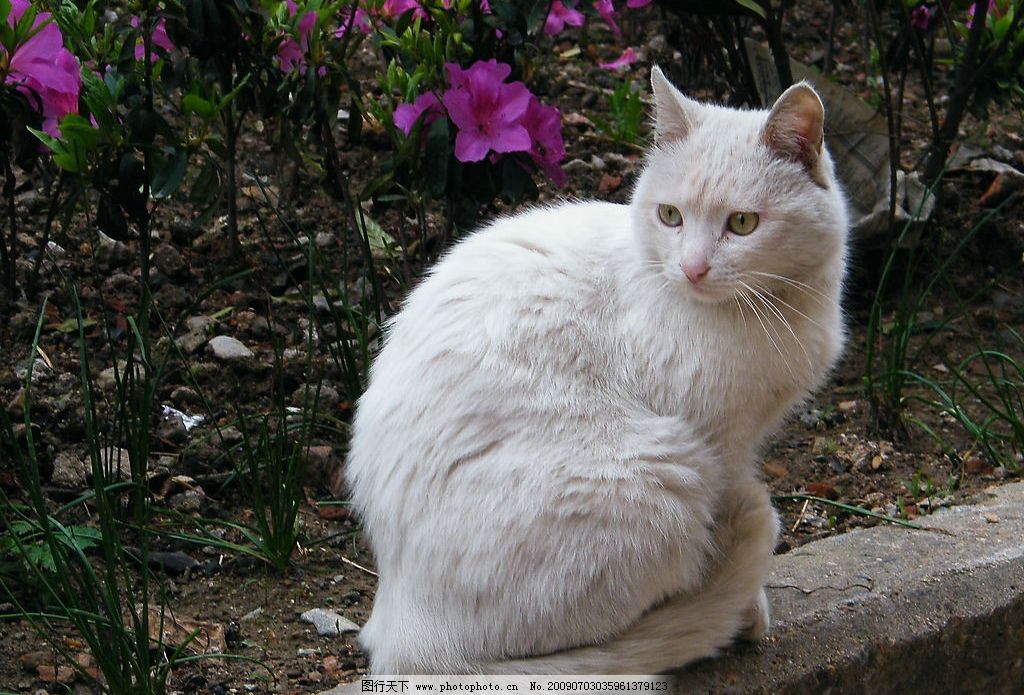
(344, 67, 849, 675)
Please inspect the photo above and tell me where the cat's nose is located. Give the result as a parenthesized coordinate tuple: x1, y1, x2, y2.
(681, 260, 710, 284)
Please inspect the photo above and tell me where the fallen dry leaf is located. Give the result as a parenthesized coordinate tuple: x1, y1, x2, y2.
(965, 458, 994, 476)
(763, 462, 788, 479)
(36, 664, 75, 684)
(983, 512, 1000, 524)
(806, 482, 839, 500)
(136, 604, 226, 655)
(598, 174, 622, 194)
(317, 505, 353, 521)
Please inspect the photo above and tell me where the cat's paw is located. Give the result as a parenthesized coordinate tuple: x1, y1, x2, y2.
(739, 588, 770, 642)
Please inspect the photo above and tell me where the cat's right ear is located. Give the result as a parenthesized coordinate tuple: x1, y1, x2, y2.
(650, 66, 701, 142)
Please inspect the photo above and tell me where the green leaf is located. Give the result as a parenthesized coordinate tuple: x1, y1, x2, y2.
(27, 126, 87, 173)
(53, 317, 97, 333)
(357, 208, 396, 258)
(59, 113, 102, 149)
(152, 148, 188, 199)
(423, 117, 450, 198)
(733, 0, 767, 19)
(184, 93, 216, 120)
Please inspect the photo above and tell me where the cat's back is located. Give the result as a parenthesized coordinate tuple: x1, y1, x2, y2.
(348, 200, 632, 496)
(374, 200, 630, 366)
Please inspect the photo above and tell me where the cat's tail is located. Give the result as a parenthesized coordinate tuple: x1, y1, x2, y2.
(476, 497, 778, 675)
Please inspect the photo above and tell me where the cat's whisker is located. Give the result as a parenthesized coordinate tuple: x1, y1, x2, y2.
(744, 282, 813, 372)
(746, 279, 826, 330)
(747, 270, 829, 305)
(732, 295, 748, 330)
(737, 288, 793, 378)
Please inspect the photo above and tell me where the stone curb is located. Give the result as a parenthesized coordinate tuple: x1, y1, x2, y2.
(675, 481, 1024, 694)
(321, 482, 1024, 694)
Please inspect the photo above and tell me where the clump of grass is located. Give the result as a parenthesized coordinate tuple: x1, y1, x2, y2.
(0, 297, 182, 693)
(863, 177, 1011, 432)
(903, 329, 1024, 472)
(593, 77, 646, 147)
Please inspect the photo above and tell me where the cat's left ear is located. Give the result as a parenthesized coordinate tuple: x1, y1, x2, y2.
(762, 82, 826, 185)
(650, 66, 702, 142)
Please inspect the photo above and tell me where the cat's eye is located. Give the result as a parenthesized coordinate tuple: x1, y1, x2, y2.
(727, 212, 759, 235)
(657, 204, 683, 227)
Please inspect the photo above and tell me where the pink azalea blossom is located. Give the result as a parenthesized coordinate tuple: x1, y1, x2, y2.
(393, 91, 443, 135)
(520, 96, 567, 186)
(967, 0, 999, 28)
(380, 0, 426, 21)
(277, 10, 318, 73)
(627, 0, 652, 7)
(4, 0, 81, 136)
(443, 0, 490, 9)
(599, 46, 638, 71)
(545, 1, 585, 36)
(595, 0, 621, 35)
(335, 6, 373, 37)
(910, 4, 935, 30)
(442, 60, 532, 163)
(130, 16, 176, 61)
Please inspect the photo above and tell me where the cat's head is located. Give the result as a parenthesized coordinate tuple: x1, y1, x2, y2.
(630, 67, 848, 305)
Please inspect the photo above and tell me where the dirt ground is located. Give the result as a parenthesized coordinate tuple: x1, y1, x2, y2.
(1, 2, 1022, 693)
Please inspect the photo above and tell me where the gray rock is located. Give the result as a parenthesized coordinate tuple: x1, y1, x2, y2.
(152, 243, 186, 278)
(185, 315, 215, 334)
(167, 489, 203, 513)
(175, 331, 207, 355)
(97, 366, 118, 392)
(589, 155, 607, 171)
(102, 447, 134, 478)
(156, 409, 189, 445)
(218, 426, 244, 445)
(51, 451, 88, 488)
(14, 358, 51, 384)
(208, 335, 254, 361)
(95, 231, 129, 268)
(647, 34, 668, 53)
(153, 283, 189, 310)
(603, 152, 634, 169)
(240, 607, 263, 623)
(170, 385, 199, 406)
(300, 608, 360, 637)
(315, 232, 334, 249)
(798, 407, 823, 428)
(148, 550, 200, 574)
(292, 384, 340, 410)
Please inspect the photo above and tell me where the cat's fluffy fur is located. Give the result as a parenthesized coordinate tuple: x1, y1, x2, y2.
(344, 68, 849, 674)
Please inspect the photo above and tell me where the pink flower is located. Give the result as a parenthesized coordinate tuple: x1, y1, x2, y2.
(442, 60, 532, 163)
(910, 4, 934, 30)
(443, 0, 490, 9)
(967, 1, 999, 28)
(277, 11, 318, 73)
(5, 0, 81, 136)
(130, 16, 176, 61)
(380, 0, 426, 21)
(595, 0, 621, 35)
(627, 0, 652, 7)
(520, 96, 566, 187)
(545, 1, 585, 36)
(599, 47, 638, 71)
(335, 6, 373, 37)
(393, 91, 443, 135)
